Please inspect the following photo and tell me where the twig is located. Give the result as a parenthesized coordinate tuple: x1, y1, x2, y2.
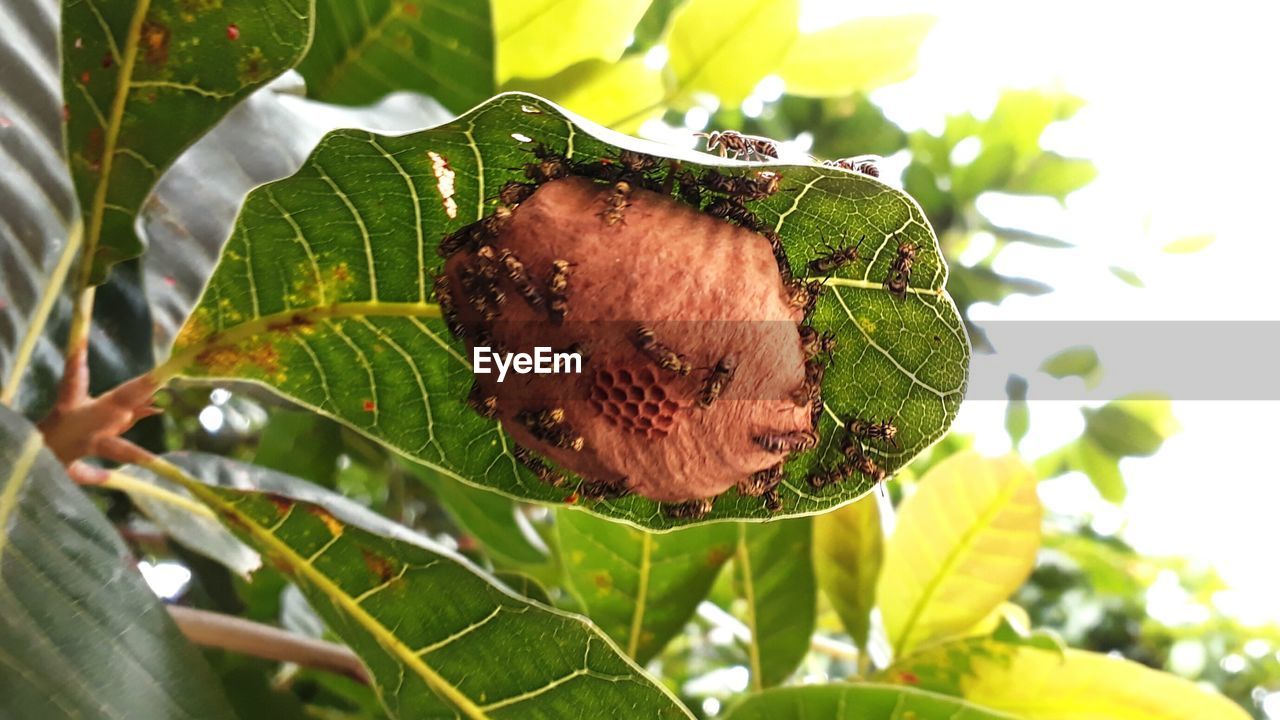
(167, 605, 369, 685)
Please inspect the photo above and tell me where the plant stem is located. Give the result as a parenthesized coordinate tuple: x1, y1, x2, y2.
(167, 605, 369, 684)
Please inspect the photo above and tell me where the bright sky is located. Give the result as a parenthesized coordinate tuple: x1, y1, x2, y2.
(799, 0, 1280, 623)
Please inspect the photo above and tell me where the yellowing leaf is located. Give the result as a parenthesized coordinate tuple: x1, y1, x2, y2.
(812, 498, 882, 649)
(494, 0, 653, 82)
(877, 453, 1041, 658)
(777, 15, 935, 97)
(1162, 233, 1215, 254)
(894, 640, 1248, 720)
(505, 58, 666, 132)
(666, 0, 799, 105)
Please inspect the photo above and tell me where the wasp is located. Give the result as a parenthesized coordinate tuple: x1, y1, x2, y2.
(664, 497, 714, 520)
(697, 130, 780, 161)
(763, 489, 782, 512)
(798, 325, 837, 361)
(759, 229, 792, 281)
(674, 169, 703, 207)
(787, 278, 824, 315)
(808, 236, 864, 274)
(523, 155, 571, 183)
(753, 430, 817, 454)
(513, 445, 567, 488)
(807, 461, 856, 490)
(849, 417, 899, 448)
(855, 453, 886, 483)
(822, 154, 882, 177)
(491, 248, 544, 310)
(792, 357, 826, 411)
(498, 180, 537, 206)
(458, 264, 504, 321)
(705, 198, 763, 231)
(698, 355, 736, 408)
(438, 222, 483, 257)
(885, 240, 918, 299)
(466, 380, 497, 419)
(702, 169, 783, 201)
(581, 476, 630, 501)
(432, 273, 464, 337)
(617, 149, 662, 174)
(599, 181, 632, 226)
(631, 326, 692, 376)
(517, 407, 583, 451)
(738, 463, 783, 497)
(546, 259, 571, 324)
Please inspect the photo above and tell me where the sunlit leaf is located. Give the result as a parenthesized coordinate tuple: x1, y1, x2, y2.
(296, 0, 493, 111)
(1109, 266, 1144, 287)
(153, 453, 694, 718)
(889, 638, 1249, 720)
(504, 57, 665, 132)
(665, 0, 799, 105)
(0, 408, 234, 718)
(157, 92, 968, 530)
(1162, 234, 1215, 254)
(1005, 152, 1097, 201)
(776, 15, 935, 97)
(494, 0, 652, 83)
(1039, 345, 1102, 389)
(1004, 374, 1029, 448)
(1082, 395, 1178, 458)
(724, 683, 1015, 720)
(735, 519, 815, 688)
(877, 453, 1041, 658)
(557, 510, 734, 662)
(62, 0, 312, 285)
(811, 498, 882, 649)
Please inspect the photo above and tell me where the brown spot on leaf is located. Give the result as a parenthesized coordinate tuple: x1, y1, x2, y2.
(85, 127, 104, 171)
(306, 505, 344, 536)
(360, 548, 397, 584)
(265, 493, 294, 514)
(362, 400, 376, 412)
(79, 70, 90, 84)
(592, 572, 612, 589)
(226, 23, 240, 40)
(401, 2, 419, 18)
(195, 340, 279, 376)
(140, 20, 171, 66)
(101, 53, 114, 69)
(706, 546, 731, 566)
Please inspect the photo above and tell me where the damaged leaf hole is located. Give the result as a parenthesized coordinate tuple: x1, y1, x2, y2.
(435, 136, 912, 520)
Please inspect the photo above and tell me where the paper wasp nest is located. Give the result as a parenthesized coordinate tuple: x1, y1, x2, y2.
(439, 174, 816, 515)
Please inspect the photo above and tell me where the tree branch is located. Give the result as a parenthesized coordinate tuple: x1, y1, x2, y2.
(167, 605, 369, 685)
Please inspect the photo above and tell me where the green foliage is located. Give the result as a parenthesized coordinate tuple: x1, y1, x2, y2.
(558, 511, 734, 663)
(725, 684, 1016, 720)
(297, 0, 494, 111)
(158, 92, 968, 529)
(158, 454, 692, 719)
(811, 498, 882, 650)
(665, 0, 798, 105)
(62, 0, 313, 284)
(0, 408, 234, 718)
(733, 519, 815, 689)
(1040, 345, 1103, 389)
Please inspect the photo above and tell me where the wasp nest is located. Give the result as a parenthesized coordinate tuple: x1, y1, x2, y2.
(436, 143, 889, 518)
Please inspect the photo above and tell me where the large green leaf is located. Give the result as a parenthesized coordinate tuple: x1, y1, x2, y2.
(150, 453, 693, 718)
(724, 683, 1014, 720)
(877, 453, 1041, 658)
(493, 0, 652, 83)
(665, 0, 798, 105)
(409, 462, 549, 566)
(63, 0, 313, 285)
(296, 0, 493, 111)
(156, 92, 969, 530)
(734, 519, 815, 689)
(775, 15, 935, 97)
(0, 407, 235, 719)
(811, 497, 882, 650)
(505, 57, 666, 132)
(888, 637, 1248, 720)
(557, 510, 734, 663)
(0, 0, 80, 414)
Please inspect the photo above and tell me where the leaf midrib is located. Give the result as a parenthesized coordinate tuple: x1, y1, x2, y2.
(159, 458, 491, 720)
(891, 475, 1027, 658)
(156, 301, 443, 382)
(625, 530, 652, 658)
(79, 0, 152, 290)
